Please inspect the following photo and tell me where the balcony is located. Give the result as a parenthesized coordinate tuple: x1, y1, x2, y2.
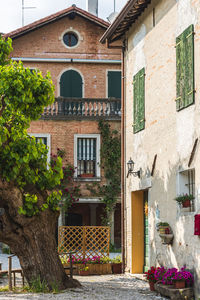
(41, 97, 121, 121)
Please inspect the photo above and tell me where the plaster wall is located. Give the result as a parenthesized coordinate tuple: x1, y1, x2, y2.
(124, 0, 200, 297)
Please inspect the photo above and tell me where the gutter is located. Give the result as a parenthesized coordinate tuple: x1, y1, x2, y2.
(11, 57, 121, 64)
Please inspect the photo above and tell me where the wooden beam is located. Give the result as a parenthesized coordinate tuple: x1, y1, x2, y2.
(151, 154, 157, 176)
(188, 138, 198, 167)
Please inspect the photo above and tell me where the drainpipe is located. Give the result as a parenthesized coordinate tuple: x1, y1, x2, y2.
(121, 41, 125, 273)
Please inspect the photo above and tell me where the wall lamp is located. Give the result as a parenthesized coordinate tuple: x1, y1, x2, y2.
(127, 158, 141, 178)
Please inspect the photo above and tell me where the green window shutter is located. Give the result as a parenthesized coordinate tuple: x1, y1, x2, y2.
(108, 71, 121, 98)
(133, 68, 145, 133)
(176, 24, 194, 111)
(60, 70, 82, 98)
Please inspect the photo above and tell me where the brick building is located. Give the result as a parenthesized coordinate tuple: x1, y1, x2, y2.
(5, 5, 121, 247)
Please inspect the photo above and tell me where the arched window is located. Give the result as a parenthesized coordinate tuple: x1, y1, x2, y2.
(60, 70, 83, 98)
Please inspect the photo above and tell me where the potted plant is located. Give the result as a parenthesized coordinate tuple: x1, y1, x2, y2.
(144, 266, 159, 291)
(158, 222, 170, 234)
(111, 255, 122, 274)
(174, 194, 194, 208)
(79, 266, 89, 276)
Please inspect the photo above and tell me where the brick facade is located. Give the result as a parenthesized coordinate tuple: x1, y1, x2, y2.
(7, 6, 121, 247)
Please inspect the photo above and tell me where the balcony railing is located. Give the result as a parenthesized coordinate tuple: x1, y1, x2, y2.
(41, 97, 121, 120)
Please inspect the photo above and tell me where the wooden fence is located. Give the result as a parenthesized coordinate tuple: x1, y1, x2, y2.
(58, 226, 110, 259)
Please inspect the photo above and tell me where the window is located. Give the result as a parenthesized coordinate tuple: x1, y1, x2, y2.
(133, 68, 145, 133)
(74, 134, 100, 179)
(107, 71, 121, 98)
(176, 24, 194, 111)
(63, 32, 78, 47)
(177, 168, 195, 211)
(29, 133, 51, 164)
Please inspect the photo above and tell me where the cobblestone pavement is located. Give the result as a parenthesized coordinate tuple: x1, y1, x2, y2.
(0, 274, 167, 300)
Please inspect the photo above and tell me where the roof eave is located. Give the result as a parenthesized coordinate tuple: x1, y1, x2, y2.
(100, 0, 151, 44)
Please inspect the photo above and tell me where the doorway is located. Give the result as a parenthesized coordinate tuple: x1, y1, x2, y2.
(131, 190, 149, 273)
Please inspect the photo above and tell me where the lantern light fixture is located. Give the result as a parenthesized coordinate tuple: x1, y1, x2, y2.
(127, 158, 140, 178)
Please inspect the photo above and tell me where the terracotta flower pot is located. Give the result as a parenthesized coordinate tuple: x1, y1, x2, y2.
(149, 281, 155, 291)
(80, 173, 94, 178)
(174, 280, 185, 289)
(112, 263, 122, 274)
(182, 199, 191, 208)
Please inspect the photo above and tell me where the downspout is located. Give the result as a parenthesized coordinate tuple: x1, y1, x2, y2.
(106, 37, 125, 273)
(121, 41, 125, 273)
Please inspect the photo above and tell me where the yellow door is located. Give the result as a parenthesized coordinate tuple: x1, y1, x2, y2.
(132, 191, 144, 273)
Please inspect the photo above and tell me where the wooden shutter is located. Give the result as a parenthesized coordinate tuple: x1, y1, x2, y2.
(133, 68, 145, 133)
(176, 24, 194, 111)
(60, 70, 82, 98)
(108, 71, 121, 98)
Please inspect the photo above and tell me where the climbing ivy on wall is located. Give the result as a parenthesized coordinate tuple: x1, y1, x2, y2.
(88, 120, 121, 226)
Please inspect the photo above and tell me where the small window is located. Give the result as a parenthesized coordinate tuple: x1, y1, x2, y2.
(63, 32, 78, 47)
(74, 134, 100, 179)
(177, 169, 195, 211)
(77, 138, 96, 177)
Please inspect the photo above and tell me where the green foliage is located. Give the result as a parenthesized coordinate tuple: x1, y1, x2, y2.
(0, 36, 65, 217)
(87, 120, 121, 225)
(111, 255, 122, 264)
(28, 276, 49, 293)
(0, 35, 12, 65)
(174, 193, 194, 203)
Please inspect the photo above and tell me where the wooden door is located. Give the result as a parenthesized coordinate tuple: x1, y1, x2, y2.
(131, 190, 144, 273)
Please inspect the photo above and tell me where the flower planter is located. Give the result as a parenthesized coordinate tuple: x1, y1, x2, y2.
(63, 263, 112, 275)
(159, 233, 174, 245)
(79, 269, 89, 276)
(80, 173, 94, 178)
(182, 199, 191, 208)
(159, 226, 170, 234)
(174, 280, 185, 289)
(112, 263, 122, 274)
(149, 281, 155, 291)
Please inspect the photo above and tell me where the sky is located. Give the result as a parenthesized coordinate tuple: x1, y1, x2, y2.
(0, 0, 128, 34)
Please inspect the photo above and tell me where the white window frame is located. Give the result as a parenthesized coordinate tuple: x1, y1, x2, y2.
(74, 134, 100, 179)
(29, 133, 51, 165)
(176, 167, 195, 212)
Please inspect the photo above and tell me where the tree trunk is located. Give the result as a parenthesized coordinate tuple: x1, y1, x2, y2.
(0, 181, 80, 290)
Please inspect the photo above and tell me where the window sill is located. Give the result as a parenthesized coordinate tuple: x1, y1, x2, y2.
(74, 177, 101, 182)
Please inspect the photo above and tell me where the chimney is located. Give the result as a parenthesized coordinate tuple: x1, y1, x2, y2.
(86, 0, 98, 17)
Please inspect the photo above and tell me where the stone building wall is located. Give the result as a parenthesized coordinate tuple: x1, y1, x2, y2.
(124, 0, 200, 297)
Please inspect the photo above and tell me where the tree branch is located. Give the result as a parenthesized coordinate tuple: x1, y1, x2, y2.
(0, 95, 6, 117)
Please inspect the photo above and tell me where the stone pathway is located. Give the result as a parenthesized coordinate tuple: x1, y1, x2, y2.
(0, 274, 167, 300)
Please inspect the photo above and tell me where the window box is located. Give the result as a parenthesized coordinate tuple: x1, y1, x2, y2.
(80, 173, 94, 178)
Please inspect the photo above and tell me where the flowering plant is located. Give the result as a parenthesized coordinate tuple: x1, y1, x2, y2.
(174, 193, 194, 204)
(144, 267, 158, 283)
(154, 266, 193, 286)
(80, 266, 89, 271)
(61, 255, 110, 265)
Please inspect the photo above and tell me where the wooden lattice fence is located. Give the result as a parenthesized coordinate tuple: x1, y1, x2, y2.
(58, 226, 110, 259)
